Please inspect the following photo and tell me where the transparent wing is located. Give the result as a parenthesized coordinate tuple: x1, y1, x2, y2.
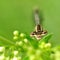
(34, 8, 40, 25)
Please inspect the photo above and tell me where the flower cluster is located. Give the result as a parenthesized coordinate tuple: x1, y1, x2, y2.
(0, 30, 60, 60)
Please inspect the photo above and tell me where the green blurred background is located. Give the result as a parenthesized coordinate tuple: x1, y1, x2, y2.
(0, 0, 60, 46)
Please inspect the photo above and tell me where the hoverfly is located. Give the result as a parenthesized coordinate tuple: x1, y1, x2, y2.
(30, 7, 47, 40)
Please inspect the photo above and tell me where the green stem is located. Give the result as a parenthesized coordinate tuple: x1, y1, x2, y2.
(0, 36, 15, 46)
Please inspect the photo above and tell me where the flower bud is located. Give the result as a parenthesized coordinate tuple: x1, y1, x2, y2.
(13, 51, 18, 56)
(24, 38, 28, 43)
(16, 41, 23, 46)
(45, 43, 51, 48)
(11, 56, 18, 60)
(13, 36, 18, 40)
(13, 30, 19, 36)
(29, 55, 35, 60)
(20, 33, 25, 38)
(39, 42, 45, 49)
(0, 46, 5, 52)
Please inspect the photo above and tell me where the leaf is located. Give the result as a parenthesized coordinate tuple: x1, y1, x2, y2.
(25, 34, 38, 49)
(0, 36, 15, 46)
(22, 56, 29, 60)
(41, 51, 51, 60)
(39, 33, 53, 43)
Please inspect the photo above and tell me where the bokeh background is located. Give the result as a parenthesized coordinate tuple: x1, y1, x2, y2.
(0, 0, 60, 46)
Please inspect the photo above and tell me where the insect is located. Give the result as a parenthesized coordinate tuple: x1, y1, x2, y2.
(30, 7, 47, 40)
